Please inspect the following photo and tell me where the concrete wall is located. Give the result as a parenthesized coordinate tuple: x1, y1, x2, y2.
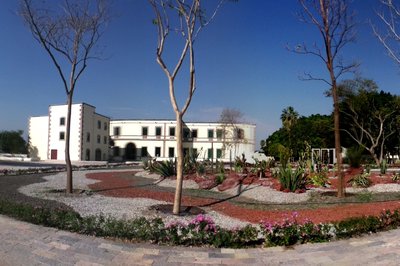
(48, 104, 83, 161)
(29, 116, 49, 160)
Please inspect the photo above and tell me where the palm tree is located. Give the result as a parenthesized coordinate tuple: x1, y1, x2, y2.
(281, 106, 299, 132)
(280, 106, 299, 153)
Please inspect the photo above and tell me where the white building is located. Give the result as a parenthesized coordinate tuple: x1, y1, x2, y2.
(29, 103, 110, 161)
(110, 120, 256, 162)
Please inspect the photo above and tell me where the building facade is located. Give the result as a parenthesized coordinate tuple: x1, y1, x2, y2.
(29, 103, 110, 161)
(110, 120, 256, 162)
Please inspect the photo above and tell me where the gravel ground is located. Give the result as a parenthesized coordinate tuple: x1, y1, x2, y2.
(18, 170, 250, 229)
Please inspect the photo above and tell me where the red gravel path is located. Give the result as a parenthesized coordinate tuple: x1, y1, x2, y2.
(86, 171, 400, 224)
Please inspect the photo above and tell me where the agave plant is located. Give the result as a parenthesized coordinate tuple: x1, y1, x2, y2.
(152, 160, 175, 178)
(278, 166, 308, 192)
(347, 173, 371, 188)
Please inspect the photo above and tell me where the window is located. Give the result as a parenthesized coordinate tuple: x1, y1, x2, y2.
(216, 149, 222, 159)
(103, 136, 107, 144)
(142, 127, 148, 136)
(97, 120, 101, 129)
(113, 127, 120, 136)
(216, 129, 223, 139)
(113, 147, 120, 157)
(104, 122, 107, 131)
(191, 129, 198, 139)
(86, 132, 90, 142)
(60, 117, 65, 126)
(183, 148, 189, 157)
(85, 149, 90, 161)
(192, 148, 197, 155)
(155, 126, 162, 137)
(208, 129, 214, 139)
(97, 135, 101, 144)
(207, 148, 213, 159)
(155, 147, 161, 157)
(183, 128, 190, 139)
(141, 147, 148, 157)
(168, 147, 175, 158)
(169, 127, 175, 136)
(59, 131, 65, 140)
(236, 128, 245, 139)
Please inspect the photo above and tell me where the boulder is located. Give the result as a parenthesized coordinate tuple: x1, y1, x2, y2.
(198, 179, 217, 190)
(217, 177, 239, 191)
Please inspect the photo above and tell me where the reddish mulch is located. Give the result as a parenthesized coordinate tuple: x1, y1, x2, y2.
(86, 171, 400, 225)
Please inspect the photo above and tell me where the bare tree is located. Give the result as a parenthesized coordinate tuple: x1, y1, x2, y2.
(219, 108, 244, 159)
(291, 0, 358, 197)
(373, 1, 400, 65)
(20, 0, 110, 193)
(149, 0, 226, 215)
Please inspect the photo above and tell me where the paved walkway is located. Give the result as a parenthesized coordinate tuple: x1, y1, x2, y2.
(1, 215, 400, 265)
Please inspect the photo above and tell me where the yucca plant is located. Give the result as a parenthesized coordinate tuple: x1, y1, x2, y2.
(278, 166, 308, 192)
(183, 150, 200, 174)
(143, 158, 157, 172)
(152, 160, 175, 178)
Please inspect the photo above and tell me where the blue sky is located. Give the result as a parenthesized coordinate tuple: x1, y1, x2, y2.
(1, 0, 400, 148)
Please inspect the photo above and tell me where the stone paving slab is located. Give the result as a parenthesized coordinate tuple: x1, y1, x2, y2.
(1, 214, 400, 265)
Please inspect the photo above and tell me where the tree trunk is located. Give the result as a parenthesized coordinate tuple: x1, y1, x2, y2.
(332, 82, 345, 197)
(65, 92, 73, 193)
(371, 149, 381, 166)
(173, 112, 184, 215)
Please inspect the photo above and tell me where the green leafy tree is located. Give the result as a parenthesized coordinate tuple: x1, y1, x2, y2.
(338, 78, 400, 166)
(0, 130, 27, 154)
(264, 114, 334, 160)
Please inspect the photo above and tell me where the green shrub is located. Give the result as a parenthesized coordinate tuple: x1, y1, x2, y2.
(310, 168, 329, 187)
(380, 159, 387, 174)
(392, 172, 400, 182)
(334, 216, 381, 238)
(252, 158, 268, 177)
(347, 146, 364, 168)
(216, 159, 225, 174)
(183, 150, 200, 174)
(278, 166, 308, 192)
(347, 173, 371, 188)
(234, 153, 247, 173)
(216, 173, 225, 185)
(196, 162, 206, 176)
(356, 190, 373, 202)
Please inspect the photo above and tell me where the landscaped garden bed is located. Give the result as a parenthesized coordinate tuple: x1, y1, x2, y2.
(2, 161, 400, 248)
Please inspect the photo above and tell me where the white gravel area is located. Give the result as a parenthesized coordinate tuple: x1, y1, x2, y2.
(18, 170, 249, 229)
(212, 184, 313, 203)
(346, 183, 400, 193)
(149, 175, 313, 203)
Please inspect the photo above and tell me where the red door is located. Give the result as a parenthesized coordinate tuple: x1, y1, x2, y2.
(51, 149, 57, 160)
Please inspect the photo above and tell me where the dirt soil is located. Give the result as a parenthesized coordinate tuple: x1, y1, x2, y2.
(86, 171, 400, 224)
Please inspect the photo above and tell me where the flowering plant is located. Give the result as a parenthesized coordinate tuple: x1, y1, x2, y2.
(261, 212, 332, 246)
